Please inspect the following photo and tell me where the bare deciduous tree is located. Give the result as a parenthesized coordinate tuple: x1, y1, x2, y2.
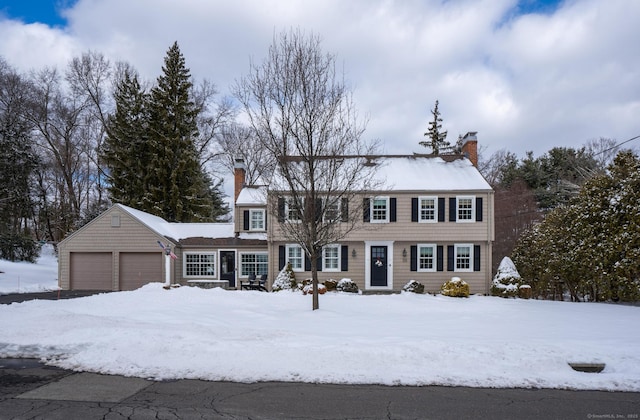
(234, 29, 381, 310)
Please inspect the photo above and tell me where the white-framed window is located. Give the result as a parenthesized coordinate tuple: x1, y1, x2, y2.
(371, 196, 389, 223)
(285, 198, 303, 222)
(323, 199, 340, 222)
(184, 252, 216, 277)
(417, 244, 436, 272)
(286, 244, 304, 271)
(240, 252, 268, 277)
(419, 196, 437, 223)
(322, 244, 341, 272)
(456, 196, 475, 222)
(249, 209, 265, 231)
(454, 244, 473, 272)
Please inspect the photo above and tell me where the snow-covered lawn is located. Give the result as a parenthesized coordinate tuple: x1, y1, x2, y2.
(0, 245, 58, 294)
(0, 249, 639, 391)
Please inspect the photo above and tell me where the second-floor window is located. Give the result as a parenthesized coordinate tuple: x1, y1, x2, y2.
(250, 209, 265, 231)
(371, 196, 389, 223)
(286, 244, 303, 271)
(457, 196, 475, 222)
(419, 196, 437, 223)
(285, 199, 303, 222)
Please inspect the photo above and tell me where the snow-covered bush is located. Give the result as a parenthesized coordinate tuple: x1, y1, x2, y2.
(336, 278, 359, 293)
(491, 257, 525, 298)
(324, 279, 338, 291)
(272, 263, 297, 292)
(302, 282, 327, 295)
(441, 277, 469, 297)
(403, 280, 424, 294)
(518, 284, 532, 299)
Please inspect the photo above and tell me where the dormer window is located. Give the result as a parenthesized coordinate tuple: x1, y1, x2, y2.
(250, 209, 265, 231)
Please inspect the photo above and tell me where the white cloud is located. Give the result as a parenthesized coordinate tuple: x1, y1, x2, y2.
(0, 0, 638, 158)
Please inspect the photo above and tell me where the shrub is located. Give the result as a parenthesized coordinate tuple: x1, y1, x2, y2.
(336, 278, 359, 293)
(324, 279, 338, 291)
(491, 257, 526, 298)
(272, 263, 297, 292)
(403, 280, 425, 294)
(302, 283, 327, 295)
(518, 284, 532, 299)
(441, 277, 469, 297)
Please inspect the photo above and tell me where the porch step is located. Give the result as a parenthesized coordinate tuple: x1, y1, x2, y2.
(361, 290, 398, 295)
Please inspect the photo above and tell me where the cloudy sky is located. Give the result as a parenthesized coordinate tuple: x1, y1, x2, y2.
(0, 0, 638, 159)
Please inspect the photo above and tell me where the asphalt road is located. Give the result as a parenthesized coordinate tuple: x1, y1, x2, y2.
(1, 293, 639, 419)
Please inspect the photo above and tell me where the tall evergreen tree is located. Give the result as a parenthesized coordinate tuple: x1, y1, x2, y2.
(419, 99, 451, 154)
(145, 41, 221, 222)
(102, 67, 150, 208)
(0, 60, 40, 261)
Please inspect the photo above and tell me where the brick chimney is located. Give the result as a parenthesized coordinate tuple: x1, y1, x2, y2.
(461, 132, 478, 167)
(234, 158, 246, 204)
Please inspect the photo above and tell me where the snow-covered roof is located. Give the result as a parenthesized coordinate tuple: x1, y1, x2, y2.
(376, 155, 492, 191)
(236, 186, 267, 205)
(267, 155, 491, 192)
(117, 204, 236, 241)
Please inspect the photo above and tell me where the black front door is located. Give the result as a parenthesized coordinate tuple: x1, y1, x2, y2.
(370, 246, 388, 287)
(220, 251, 236, 288)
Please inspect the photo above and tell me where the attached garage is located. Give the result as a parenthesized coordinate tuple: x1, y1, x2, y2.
(58, 204, 176, 291)
(70, 252, 112, 290)
(119, 252, 162, 291)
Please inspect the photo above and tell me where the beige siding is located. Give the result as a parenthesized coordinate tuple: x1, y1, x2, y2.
(267, 190, 494, 294)
(58, 206, 173, 290)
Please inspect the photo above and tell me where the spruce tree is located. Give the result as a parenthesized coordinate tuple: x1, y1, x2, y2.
(419, 100, 451, 155)
(102, 68, 150, 208)
(145, 41, 219, 222)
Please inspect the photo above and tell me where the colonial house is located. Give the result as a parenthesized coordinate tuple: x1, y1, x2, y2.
(58, 132, 494, 294)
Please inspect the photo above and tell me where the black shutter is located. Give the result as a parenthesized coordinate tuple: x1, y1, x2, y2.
(317, 253, 322, 271)
(437, 245, 444, 271)
(341, 246, 349, 271)
(278, 198, 285, 222)
(474, 245, 481, 271)
(449, 198, 456, 222)
(447, 245, 454, 271)
(315, 198, 323, 222)
(476, 197, 483, 222)
(341, 197, 349, 222)
(438, 198, 445, 222)
(363, 198, 370, 222)
(278, 246, 285, 270)
(243, 210, 249, 230)
(410, 245, 417, 271)
(411, 198, 418, 222)
(305, 254, 311, 271)
(390, 198, 397, 222)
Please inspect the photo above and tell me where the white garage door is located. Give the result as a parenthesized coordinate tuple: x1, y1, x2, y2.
(70, 252, 112, 290)
(119, 252, 163, 291)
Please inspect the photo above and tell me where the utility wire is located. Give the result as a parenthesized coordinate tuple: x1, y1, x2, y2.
(594, 134, 640, 155)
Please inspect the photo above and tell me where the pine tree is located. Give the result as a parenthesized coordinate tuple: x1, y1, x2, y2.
(145, 41, 220, 222)
(419, 100, 451, 155)
(102, 67, 150, 208)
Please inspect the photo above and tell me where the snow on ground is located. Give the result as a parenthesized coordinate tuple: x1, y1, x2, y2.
(0, 244, 58, 294)
(0, 251, 639, 391)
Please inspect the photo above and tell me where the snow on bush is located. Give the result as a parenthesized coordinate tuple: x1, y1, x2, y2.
(271, 263, 297, 292)
(336, 278, 359, 293)
(491, 257, 526, 298)
(441, 277, 470, 297)
(302, 282, 327, 295)
(402, 279, 424, 294)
